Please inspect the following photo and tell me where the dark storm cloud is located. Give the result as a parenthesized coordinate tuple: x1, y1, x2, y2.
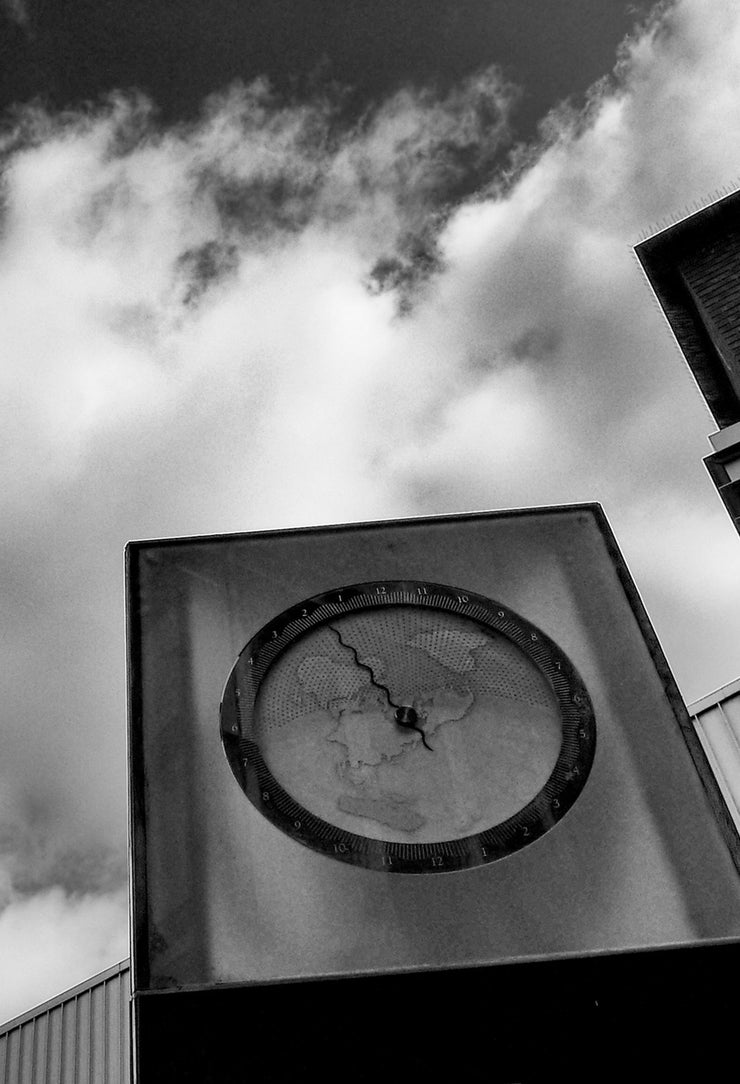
(0, 70, 514, 315)
(1, 795, 126, 899)
(1, 1, 657, 132)
(196, 70, 514, 246)
(177, 239, 240, 307)
(509, 326, 563, 363)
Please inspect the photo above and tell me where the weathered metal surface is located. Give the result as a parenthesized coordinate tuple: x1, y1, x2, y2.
(689, 677, 740, 835)
(127, 507, 740, 1006)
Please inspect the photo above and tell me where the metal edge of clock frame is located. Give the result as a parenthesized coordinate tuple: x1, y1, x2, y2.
(124, 502, 740, 997)
(219, 578, 597, 874)
(591, 509, 740, 880)
(125, 541, 150, 995)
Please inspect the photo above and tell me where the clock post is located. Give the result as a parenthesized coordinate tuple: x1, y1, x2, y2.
(126, 507, 740, 1080)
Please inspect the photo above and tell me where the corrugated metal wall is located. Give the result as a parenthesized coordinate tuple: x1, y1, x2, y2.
(0, 961, 129, 1084)
(689, 677, 740, 834)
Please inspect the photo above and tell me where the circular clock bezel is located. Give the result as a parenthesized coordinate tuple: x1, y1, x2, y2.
(220, 580, 596, 874)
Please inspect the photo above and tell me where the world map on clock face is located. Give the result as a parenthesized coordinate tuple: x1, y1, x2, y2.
(254, 607, 562, 844)
(220, 582, 596, 873)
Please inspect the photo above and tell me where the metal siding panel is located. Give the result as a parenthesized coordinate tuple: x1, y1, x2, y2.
(89, 985, 104, 1084)
(75, 994, 90, 1084)
(103, 984, 115, 1084)
(694, 705, 740, 831)
(31, 1016, 47, 1084)
(104, 975, 125, 1084)
(46, 1009, 62, 1084)
(63, 1006, 73, 1084)
(60, 1000, 77, 1084)
(120, 972, 130, 1084)
(0, 1033, 9, 1084)
(6, 1031, 20, 1084)
(714, 690, 740, 740)
(19, 1022, 33, 1084)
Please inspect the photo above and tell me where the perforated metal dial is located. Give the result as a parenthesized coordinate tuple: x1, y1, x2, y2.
(220, 581, 596, 873)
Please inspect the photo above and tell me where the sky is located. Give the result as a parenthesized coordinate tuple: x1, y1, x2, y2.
(3, 0, 740, 1024)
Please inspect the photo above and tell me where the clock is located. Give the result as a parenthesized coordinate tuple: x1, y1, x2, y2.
(220, 579, 596, 873)
(130, 507, 740, 1083)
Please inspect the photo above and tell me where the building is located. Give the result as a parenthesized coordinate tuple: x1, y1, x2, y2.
(635, 190, 740, 840)
(0, 960, 130, 1083)
(636, 190, 740, 532)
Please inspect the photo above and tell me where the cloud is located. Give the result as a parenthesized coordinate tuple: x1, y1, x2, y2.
(4, 0, 740, 1017)
(0, 71, 515, 526)
(0, 886, 127, 1024)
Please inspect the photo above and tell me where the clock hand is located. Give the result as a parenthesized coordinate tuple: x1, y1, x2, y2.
(328, 625, 433, 751)
(393, 704, 434, 751)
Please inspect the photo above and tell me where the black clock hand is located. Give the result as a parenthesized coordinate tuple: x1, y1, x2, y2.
(393, 704, 434, 751)
(328, 625, 433, 751)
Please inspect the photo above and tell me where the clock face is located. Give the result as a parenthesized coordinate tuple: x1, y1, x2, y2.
(220, 581, 596, 874)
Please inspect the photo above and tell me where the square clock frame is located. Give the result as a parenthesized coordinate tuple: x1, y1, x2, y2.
(126, 506, 740, 1081)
